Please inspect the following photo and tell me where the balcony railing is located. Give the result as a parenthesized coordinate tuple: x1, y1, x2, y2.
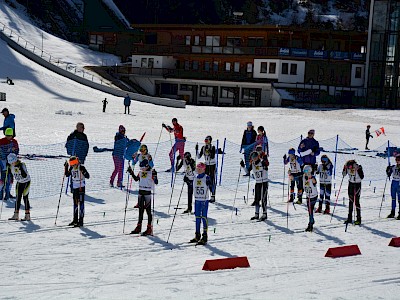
(132, 44, 365, 61)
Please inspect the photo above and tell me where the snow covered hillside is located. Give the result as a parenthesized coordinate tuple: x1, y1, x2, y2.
(0, 2, 399, 300)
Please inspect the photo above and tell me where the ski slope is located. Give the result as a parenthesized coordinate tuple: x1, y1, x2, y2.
(0, 2, 400, 299)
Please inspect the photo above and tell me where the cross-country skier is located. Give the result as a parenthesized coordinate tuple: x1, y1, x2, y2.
(298, 129, 320, 174)
(7, 153, 31, 221)
(189, 162, 212, 245)
(176, 152, 195, 213)
(283, 148, 304, 204)
(255, 125, 269, 156)
(386, 154, 400, 219)
(240, 121, 257, 170)
(64, 156, 90, 227)
(195, 135, 216, 202)
(303, 165, 318, 232)
(315, 155, 333, 214)
(127, 160, 158, 236)
(162, 118, 185, 172)
(342, 159, 364, 225)
(240, 149, 269, 221)
(0, 128, 19, 201)
(365, 125, 373, 150)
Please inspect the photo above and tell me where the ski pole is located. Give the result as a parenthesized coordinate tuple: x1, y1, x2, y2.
(153, 126, 163, 162)
(0, 166, 8, 219)
(123, 163, 132, 233)
(246, 169, 251, 205)
(282, 161, 286, 201)
(286, 174, 291, 228)
(330, 176, 344, 223)
(231, 166, 242, 219)
(168, 168, 178, 214)
(55, 167, 67, 225)
(379, 176, 389, 218)
(167, 181, 185, 243)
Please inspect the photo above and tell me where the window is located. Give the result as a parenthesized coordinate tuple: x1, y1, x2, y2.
(220, 87, 236, 99)
(185, 36, 191, 46)
(194, 36, 200, 46)
(247, 63, 253, 73)
(290, 63, 297, 75)
(234, 62, 240, 72)
(192, 61, 199, 70)
(148, 58, 154, 68)
(242, 88, 257, 100)
(361, 46, 366, 54)
(260, 62, 268, 73)
(200, 86, 214, 97)
(180, 84, 193, 91)
(204, 62, 210, 71)
(269, 62, 276, 74)
(355, 67, 362, 78)
(282, 63, 288, 75)
(213, 61, 219, 72)
(141, 58, 147, 68)
(227, 37, 241, 47)
(206, 36, 220, 46)
(225, 62, 231, 71)
(90, 34, 103, 45)
(248, 37, 264, 47)
(184, 60, 190, 70)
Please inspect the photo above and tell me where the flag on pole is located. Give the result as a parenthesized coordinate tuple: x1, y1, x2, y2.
(375, 127, 386, 137)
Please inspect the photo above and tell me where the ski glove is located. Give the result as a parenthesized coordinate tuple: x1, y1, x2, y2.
(240, 160, 245, 168)
(386, 166, 392, 177)
(283, 154, 287, 161)
(162, 123, 166, 129)
(127, 165, 133, 175)
(195, 144, 198, 152)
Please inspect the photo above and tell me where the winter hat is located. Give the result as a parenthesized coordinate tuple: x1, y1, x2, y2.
(1, 108, 8, 114)
(69, 156, 79, 166)
(7, 153, 17, 164)
(247, 121, 253, 127)
(196, 162, 206, 171)
(119, 125, 126, 132)
(5, 128, 13, 136)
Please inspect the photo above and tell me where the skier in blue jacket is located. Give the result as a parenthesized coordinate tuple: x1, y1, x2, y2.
(123, 94, 131, 114)
(298, 129, 320, 174)
(0, 108, 15, 137)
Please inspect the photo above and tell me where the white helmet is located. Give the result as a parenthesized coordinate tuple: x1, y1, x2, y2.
(303, 165, 312, 174)
(7, 153, 18, 164)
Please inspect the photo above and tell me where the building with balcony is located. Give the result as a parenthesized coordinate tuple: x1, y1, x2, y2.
(88, 23, 368, 107)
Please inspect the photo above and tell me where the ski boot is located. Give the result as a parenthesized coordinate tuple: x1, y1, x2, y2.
(305, 222, 314, 232)
(344, 218, 352, 225)
(315, 203, 323, 213)
(323, 204, 330, 215)
(197, 232, 208, 245)
(250, 213, 259, 220)
(354, 218, 362, 226)
(387, 209, 395, 218)
(8, 212, 19, 221)
(182, 207, 192, 214)
(134, 203, 139, 208)
(287, 194, 294, 203)
(295, 198, 302, 205)
(130, 223, 142, 234)
(142, 224, 153, 236)
(68, 220, 78, 226)
(209, 195, 215, 203)
(259, 213, 267, 221)
(21, 212, 30, 221)
(190, 232, 201, 243)
(397, 213, 400, 220)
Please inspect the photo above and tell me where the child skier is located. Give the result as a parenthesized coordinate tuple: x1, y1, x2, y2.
(132, 144, 154, 168)
(176, 152, 195, 213)
(303, 165, 318, 232)
(195, 136, 216, 202)
(342, 159, 364, 225)
(255, 125, 269, 156)
(127, 159, 158, 236)
(64, 156, 90, 227)
(386, 155, 400, 219)
(241, 149, 269, 220)
(7, 153, 31, 221)
(315, 155, 333, 214)
(283, 148, 304, 204)
(189, 162, 212, 245)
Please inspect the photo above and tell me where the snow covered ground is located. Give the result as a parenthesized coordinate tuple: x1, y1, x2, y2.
(0, 2, 399, 299)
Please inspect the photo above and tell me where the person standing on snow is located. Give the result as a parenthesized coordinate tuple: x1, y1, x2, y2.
(196, 136, 216, 203)
(0, 128, 19, 201)
(123, 93, 131, 114)
(365, 125, 373, 150)
(255, 125, 269, 156)
(240, 121, 257, 171)
(303, 165, 318, 232)
(342, 159, 364, 225)
(315, 155, 333, 214)
(385, 155, 400, 219)
(102, 98, 108, 113)
(176, 152, 196, 214)
(110, 125, 128, 188)
(0, 108, 15, 137)
(163, 118, 185, 172)
(298, 129, 320, 174)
